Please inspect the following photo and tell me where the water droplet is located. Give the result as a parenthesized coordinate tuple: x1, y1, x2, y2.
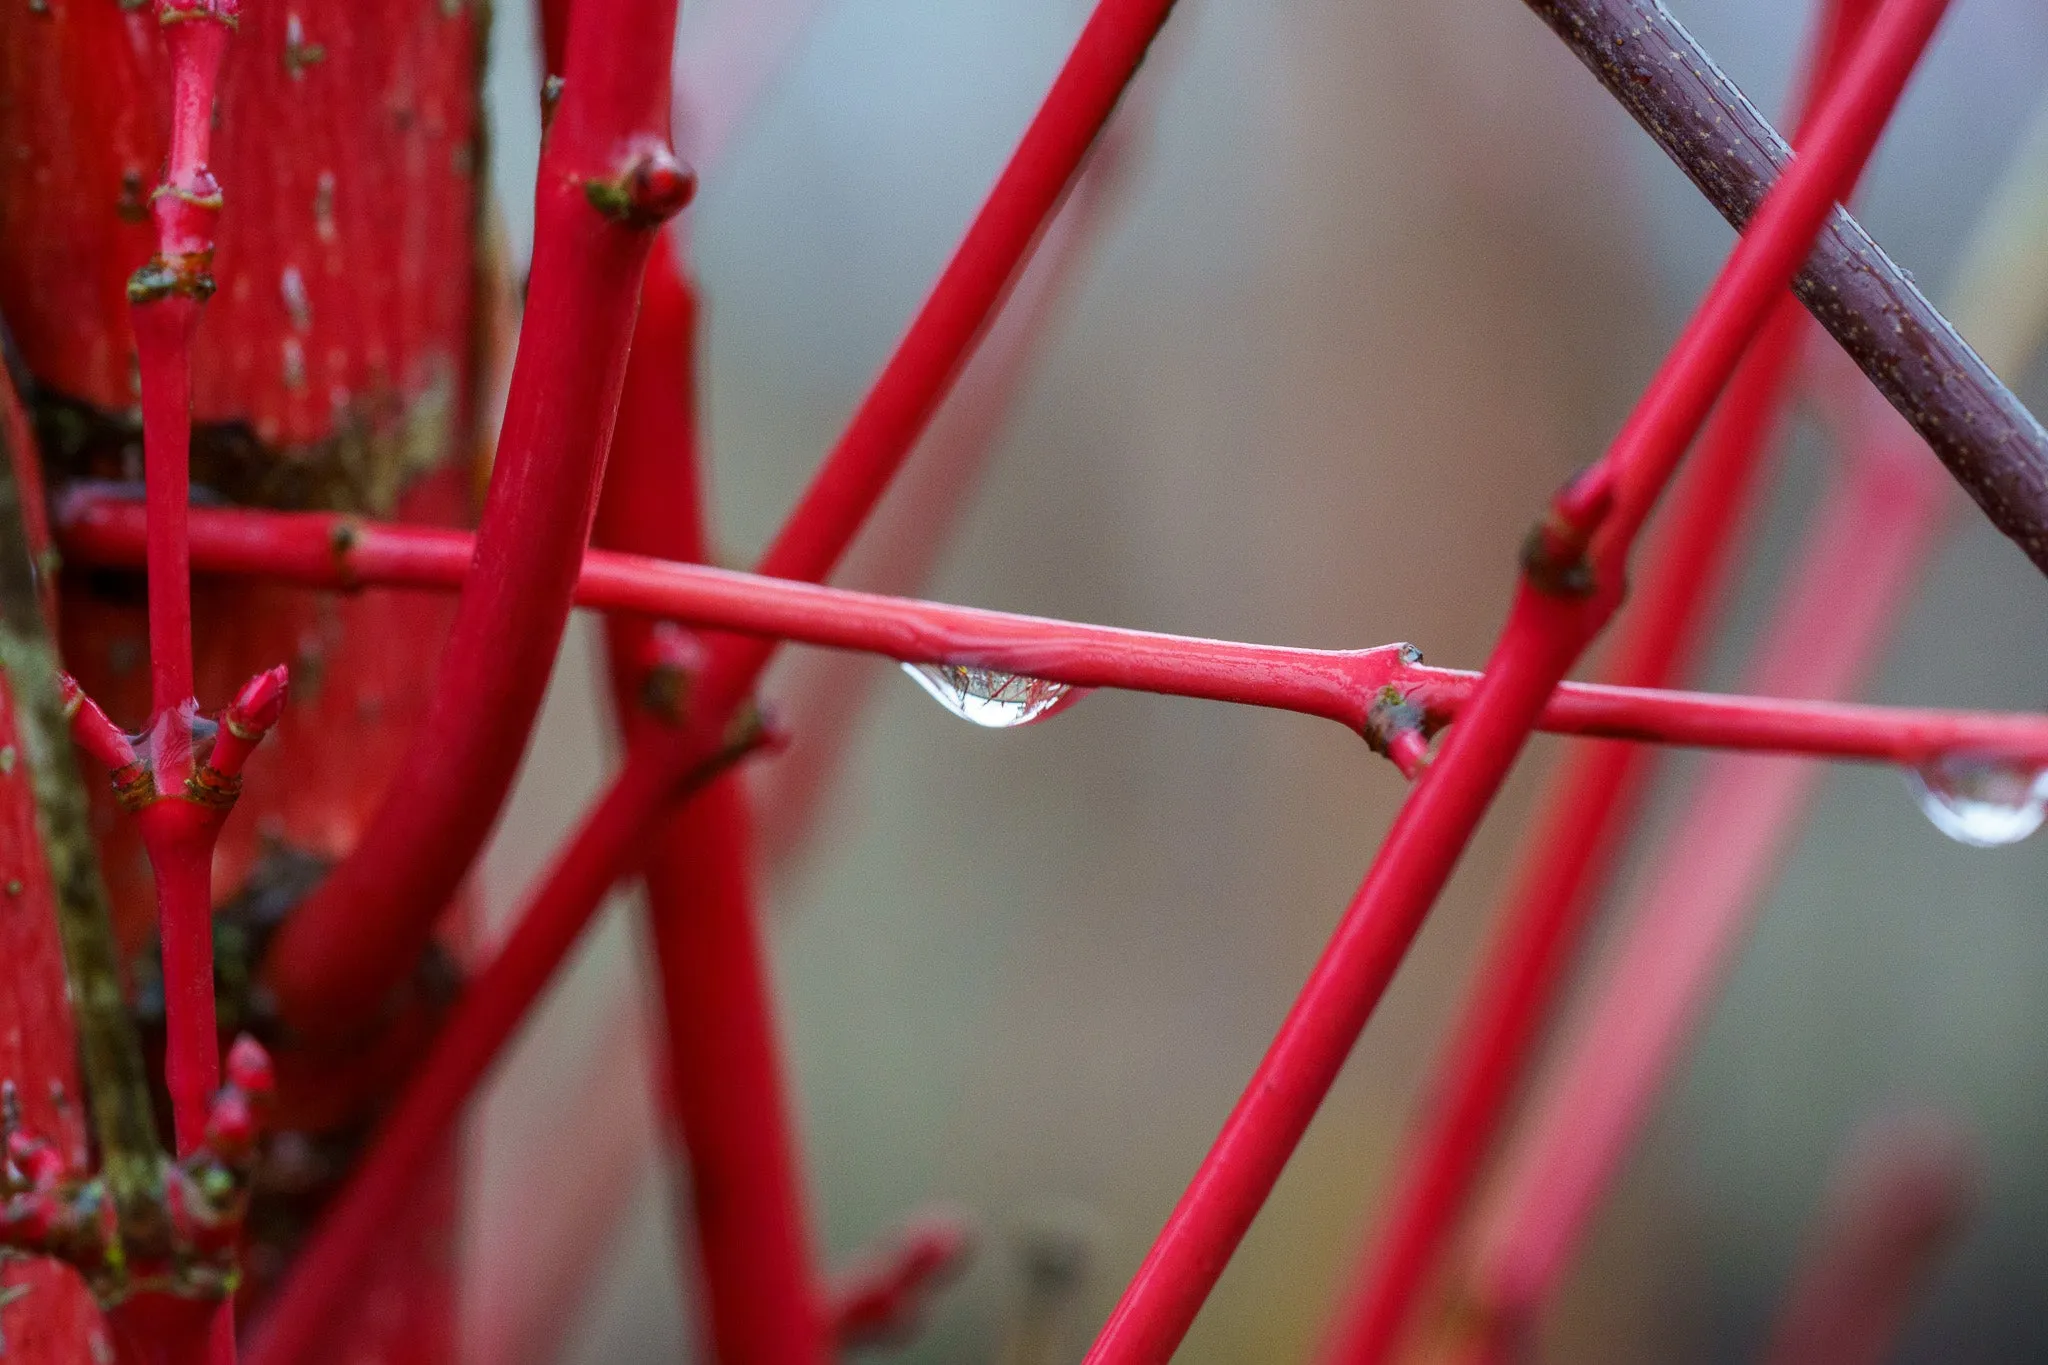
(1398, 643, 1424, 666)
(901, 662, 1085, 729)
(1906, 753, 2048, 847)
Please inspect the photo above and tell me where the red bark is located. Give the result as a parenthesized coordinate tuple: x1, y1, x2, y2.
(0, 2, 485, 1357)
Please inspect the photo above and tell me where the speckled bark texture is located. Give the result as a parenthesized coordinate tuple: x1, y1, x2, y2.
(0, 4, 484, 1356)
(1527, 0, 2048, 575)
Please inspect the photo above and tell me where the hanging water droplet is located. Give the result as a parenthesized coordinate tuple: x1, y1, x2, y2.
(901, 662, 1085, 729)
(1905, 753, 2048, 847)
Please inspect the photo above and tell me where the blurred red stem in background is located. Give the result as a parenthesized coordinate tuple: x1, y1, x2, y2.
(592, 230, 831, 1359)
(1758, 1113, 1979, 1365)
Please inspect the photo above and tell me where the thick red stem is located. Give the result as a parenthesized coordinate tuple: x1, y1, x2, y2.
(261, 0, 691, 1041)
(1082, 3, 1947, 1355)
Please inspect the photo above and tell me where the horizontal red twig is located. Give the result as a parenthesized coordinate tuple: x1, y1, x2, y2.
(1083, 1, 1949, 1355)
(56, 494, 2048, 767)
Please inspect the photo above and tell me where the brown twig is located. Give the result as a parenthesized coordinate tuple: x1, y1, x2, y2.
(1524, 0, 2048, 574)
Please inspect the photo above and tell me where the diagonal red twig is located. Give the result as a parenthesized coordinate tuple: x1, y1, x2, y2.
(756, 107, 1145, 866)
(1314, 2, 1874, 1355)
(1453, 365, 1951, 1359)
(1081, 1, 1951, 1355)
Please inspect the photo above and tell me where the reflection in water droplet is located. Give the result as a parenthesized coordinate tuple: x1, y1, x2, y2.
(1906, 754, 2048, 847)
(901, 662, 1085, 729)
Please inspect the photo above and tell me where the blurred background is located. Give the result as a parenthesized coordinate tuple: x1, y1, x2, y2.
(459, 2, 2048, 1360)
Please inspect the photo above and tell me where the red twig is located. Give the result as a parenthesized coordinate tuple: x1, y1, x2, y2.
(1759, 1112, 1978, 1365)
(55, 495, 2048, 767)
(127, 0, 236, 1165)
(260, 0, 695, 1042)
(1456, 378, 1950, 1355)
(1315, 3, 1871, 1354)
(1081, 2, 1949, 1356)
(829, 1212, 975, 1348)
(594, 232, 832, 1357)
(643, 783, 830, 1358)
(130, 0, 236, 717)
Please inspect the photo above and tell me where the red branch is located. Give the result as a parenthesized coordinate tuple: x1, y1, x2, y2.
(1081, 1, 1950, 1356)
(593, 231, 830, 1356)
(259, 0, 695, 1042)
(130, 0, 237, 716)
(127, 0, 236, 1165)
(115, 7, 273, 1360)
(1315, 2, 1872, 1355)
(56, 495, 2048, 767)
(829, 1213, 975, 1348)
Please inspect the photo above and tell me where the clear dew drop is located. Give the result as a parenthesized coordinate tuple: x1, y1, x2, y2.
(1905, 753, 2048, 848)
(901, 662, 1085, 729)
